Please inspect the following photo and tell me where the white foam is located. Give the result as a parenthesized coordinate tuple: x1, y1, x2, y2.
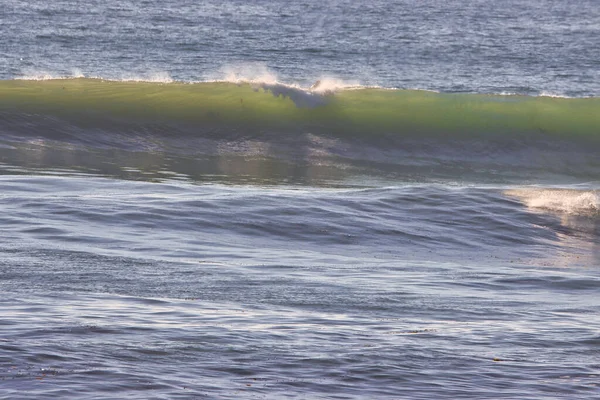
(308, 77, 362, 93)
(215, 63, 363, 91)
(18, 67, 85, 81)
(506, 188, 600, 215)
(539, 91, 573, 99)
(13, 64, 373, 95)
(498, 91, 519, 96)
(16, 69, 174, 83)
(115, 71, 174, 83)
(209, 63, 372, 107)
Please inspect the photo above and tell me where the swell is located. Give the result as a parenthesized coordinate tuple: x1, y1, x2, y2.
(1, 78, 599, 183)
(1, 78, 599, 139)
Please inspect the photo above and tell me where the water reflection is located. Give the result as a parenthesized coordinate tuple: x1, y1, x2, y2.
(0, 137, 351, 186)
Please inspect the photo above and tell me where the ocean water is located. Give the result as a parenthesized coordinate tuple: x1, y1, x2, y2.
(1, 1, 600, 399)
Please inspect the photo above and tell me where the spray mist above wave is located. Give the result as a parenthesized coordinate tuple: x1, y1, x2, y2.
(211, 64, 365, 107)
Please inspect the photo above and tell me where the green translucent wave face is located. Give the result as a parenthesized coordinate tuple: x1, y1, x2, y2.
(0, 78, 599, 141)
(1, 79, 600, 185)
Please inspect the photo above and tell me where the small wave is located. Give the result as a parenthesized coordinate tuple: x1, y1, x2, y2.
(506, 189, 600, 216)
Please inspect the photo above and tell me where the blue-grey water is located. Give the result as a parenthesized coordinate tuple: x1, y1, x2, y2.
(1, 1, 600, 399)
(3, 0, 600, 96)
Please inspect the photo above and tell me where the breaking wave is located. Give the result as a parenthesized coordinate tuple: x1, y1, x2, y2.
(506, 189, 600, 216)
(2, 77, 598, 133)
(0, 78, 599, 184)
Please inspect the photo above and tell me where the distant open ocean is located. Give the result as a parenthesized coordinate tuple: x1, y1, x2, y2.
(1, 1, 599, 398)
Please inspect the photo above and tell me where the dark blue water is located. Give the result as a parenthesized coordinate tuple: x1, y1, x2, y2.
(1, 1, 600, 399)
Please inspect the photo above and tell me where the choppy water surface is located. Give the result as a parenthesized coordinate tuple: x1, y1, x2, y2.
(1, 0, 600, 398)
(2, 0, 600, 96)
(1, 177, 599, 398)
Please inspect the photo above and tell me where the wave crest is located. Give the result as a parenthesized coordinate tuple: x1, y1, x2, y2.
(506, 189, 600, 216)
